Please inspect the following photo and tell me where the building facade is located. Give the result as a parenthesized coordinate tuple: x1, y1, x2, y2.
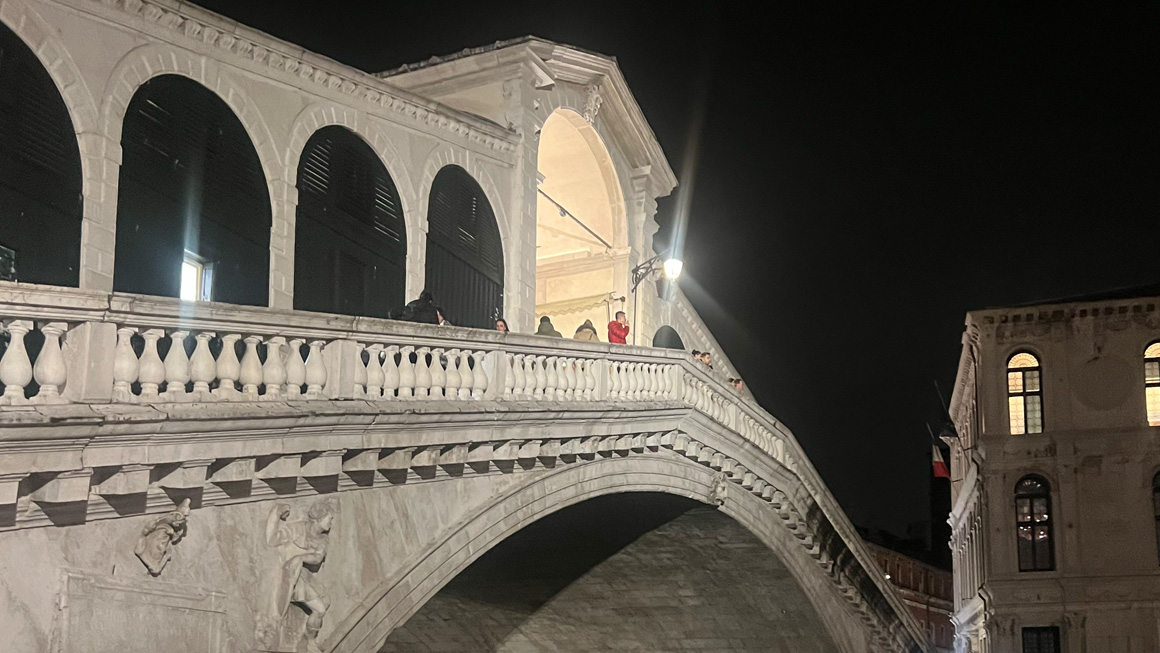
(866, 542, 954, 652)
(946, 291, 1160, 652)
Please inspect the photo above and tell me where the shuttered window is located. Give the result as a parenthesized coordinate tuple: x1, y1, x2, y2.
(114, 75, 271, 306)
(0, 23, 83, 287)
(424, 165, 504, 328)
(294, 126, 407, 318)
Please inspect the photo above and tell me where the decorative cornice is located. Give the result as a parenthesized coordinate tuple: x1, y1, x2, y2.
(93, 0, 518, 155)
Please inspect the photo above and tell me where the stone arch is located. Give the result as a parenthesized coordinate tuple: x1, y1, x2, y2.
(284, 104, 418, 219)
(325, 454, 864, 653)
(0, 0, 105, 288)
(533, 107, 633, 338)
(285, 105, 416, 315)
(100, 43, 284, 303)
(414, 145, 511, 302)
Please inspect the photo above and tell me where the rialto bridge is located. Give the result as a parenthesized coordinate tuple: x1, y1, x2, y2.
(0, 1, 931, 651)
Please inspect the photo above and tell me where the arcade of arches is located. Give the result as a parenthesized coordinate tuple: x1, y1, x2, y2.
(535, 109, 629, 338)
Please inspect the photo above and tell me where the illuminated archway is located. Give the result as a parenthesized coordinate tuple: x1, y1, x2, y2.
(535, 110, 627, 338)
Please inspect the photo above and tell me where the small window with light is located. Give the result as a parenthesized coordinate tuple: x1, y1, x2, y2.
(1008, 352, 1043, 435)
(180, 251, 212, 302)
(1145, 343, 1160, 426)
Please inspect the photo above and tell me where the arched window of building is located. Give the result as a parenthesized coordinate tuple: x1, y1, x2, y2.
(424, 165, 503, 328)
(114, 75, 271, 306)
(1153, 472, 1160, 565)
(1008, 352, 1043, 434)
(0, 23, 83, 286)
(294, 126, 406, 318)
(1015, 475, 1054, 571)
(1145, 343, 1160, 426)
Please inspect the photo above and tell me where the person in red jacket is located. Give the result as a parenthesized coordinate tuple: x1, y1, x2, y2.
(608, 311, 630, 344)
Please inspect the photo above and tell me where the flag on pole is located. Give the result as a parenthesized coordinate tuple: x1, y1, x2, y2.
(932, 443, 950, 479)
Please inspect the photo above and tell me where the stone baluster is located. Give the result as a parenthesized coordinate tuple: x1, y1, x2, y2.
(239, 336, 263, 398)
(189, 332, 215, 398)
(397, 346, 415, 399)
(137, 329, 165, 399)
(583, 359, 596, 399)
(351, 342, 368, 399)
(621, 361, 634, 400)
(414, 347, 432, 399)
(563, 357, 577, 400)
(652, 364, 663, 398)
(471, 351, 488, 399)
(508, 354, 523, 398)
(522, 354, 536, 398)
(457, 350, 474, 400)
(429, 348, 446, 399)
(304, 340, 327, 399)
(214, 334, 242, 398)
(365, 344, 384, 399)
(161, 331, 189, 400)
(631, 361, 649, 398)
(533, 355, 547, 399)
(643, 363, 655, 399)
(660, 364, 673, 399)
(0, 320, 33, 404)
(444, 349, 461, 401)
(263, 337, 287, 400)
(284, 339, 306, 398)
(111, 326, 139, 403)
(31, 322, 68, 403)
(607, 360, 621, 399)
(382, 345, 400, 399)
(543, 356, 558, 400)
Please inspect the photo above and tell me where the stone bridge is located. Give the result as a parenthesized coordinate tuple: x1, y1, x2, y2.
(0, 0, 930, 650)
(0, 286, 929, 652)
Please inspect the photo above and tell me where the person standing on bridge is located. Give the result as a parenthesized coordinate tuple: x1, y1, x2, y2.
(536, 315, 563, 337)
(574, 319, 600, 341)
(608, 311, 629, 344)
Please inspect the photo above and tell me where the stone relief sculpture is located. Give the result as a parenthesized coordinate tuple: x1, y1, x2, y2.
(134, 498, 191, 576)
(710, 472, 729, 506)
(256, 499, 337, 653)
(584, 82, 603, 124)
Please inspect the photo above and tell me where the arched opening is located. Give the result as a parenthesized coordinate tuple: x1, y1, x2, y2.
(113, 74, 272, 306)
(424, 165, 503, 328)
(535, 110, 627, 338)
(381, 492, 840, 652)
(652, 325, 685, 350)
(294, 126, 407, 318)
(0, 22, 83, 286)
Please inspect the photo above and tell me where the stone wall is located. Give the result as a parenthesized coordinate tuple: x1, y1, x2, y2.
(384, 497, 840, 653)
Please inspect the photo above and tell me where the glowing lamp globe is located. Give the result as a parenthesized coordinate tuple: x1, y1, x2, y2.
(663, 258, 684, 281)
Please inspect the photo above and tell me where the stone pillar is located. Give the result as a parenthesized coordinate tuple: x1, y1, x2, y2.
(62, 321, 117, 403)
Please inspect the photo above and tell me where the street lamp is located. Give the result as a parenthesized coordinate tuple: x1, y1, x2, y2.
(629, 254, 684, 344)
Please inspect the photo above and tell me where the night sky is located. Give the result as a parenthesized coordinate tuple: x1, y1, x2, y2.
(188, 1, 1160, 539)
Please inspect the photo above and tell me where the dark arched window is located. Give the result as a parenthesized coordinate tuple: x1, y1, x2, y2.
(294, 126, 406, 317)
(424, 165, 503, 328)
(114, 75, 271, 306)
(1007, 352, 1043, 435)
(653, 325, 685, 350)
(1015, 475, 1054, 571)
(1145, 342, 1160, 426)
(0, 23, 83, 286)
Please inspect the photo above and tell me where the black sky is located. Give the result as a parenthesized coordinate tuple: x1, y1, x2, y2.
(188, 1, 1160, 537)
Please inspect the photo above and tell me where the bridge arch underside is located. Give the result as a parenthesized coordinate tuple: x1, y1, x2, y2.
(381, 493, 840, 653)
(330, 455, 874, 653)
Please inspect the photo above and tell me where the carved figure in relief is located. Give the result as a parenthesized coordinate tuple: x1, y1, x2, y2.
(710, 472, 729, 506)
(134, 498, 190, 576)
(584, 82, 603, 124)
(257, 499, 336, 653)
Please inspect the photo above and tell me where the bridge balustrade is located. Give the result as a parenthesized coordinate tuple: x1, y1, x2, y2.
(0, 282, 796, 471)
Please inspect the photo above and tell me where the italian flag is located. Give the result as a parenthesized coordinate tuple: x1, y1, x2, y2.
(932, 444, 950, 479)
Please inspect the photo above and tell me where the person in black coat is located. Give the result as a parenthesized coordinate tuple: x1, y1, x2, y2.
(388, 290, 439, 324)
